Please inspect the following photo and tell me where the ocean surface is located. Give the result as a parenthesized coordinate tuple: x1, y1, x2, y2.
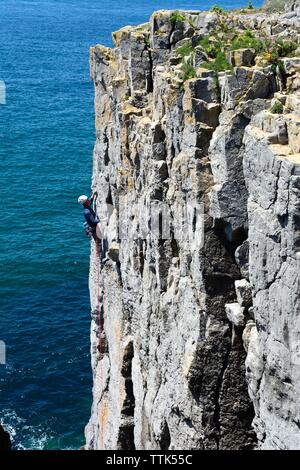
(0, 0, 262, 450)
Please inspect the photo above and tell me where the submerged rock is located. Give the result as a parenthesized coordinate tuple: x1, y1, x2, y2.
(0, 425, 11, 450)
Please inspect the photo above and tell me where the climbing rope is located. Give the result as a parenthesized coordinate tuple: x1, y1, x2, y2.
(95, 236, 104, 449)
(91, 192, 105, 448)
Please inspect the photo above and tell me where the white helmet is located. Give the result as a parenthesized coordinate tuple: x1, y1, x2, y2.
(78, 195, 88, 205)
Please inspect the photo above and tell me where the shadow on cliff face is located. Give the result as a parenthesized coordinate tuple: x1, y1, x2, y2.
(117, 341, 135, 450)
(0, 425, 11, 450)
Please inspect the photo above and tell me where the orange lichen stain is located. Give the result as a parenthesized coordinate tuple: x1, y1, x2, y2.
(99, 398, 109, 449)
(117, 167, 125, 176)
(122, 156, 131, 169)
(117, 166, 135, 192)
(121, 102, 143, 118)
(114, 319, 122, 344)
(165, 88, 178, 107)
(128, 176, 135, 190)
(95, 108, 112, 129)
(185, 115, 194, 125)
(104, 107, 112, 124)
(112, 27, 132, 47)
(95, 115, 101, 129)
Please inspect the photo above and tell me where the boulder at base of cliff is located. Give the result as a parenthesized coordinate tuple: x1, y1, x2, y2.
(0, 425, 11, 450)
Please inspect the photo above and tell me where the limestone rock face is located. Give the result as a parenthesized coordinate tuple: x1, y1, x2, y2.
(243, 118, 300, 449)
(225, 303, 246, 327)
(285, 0, 300, 13)
(85, 7, 300, 450)
(264, 0, 300, 13)
(228, 49, 255, 68)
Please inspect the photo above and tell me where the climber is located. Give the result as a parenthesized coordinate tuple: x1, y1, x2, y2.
(78, 192, 99, 237)
(78, 192, 109, 264)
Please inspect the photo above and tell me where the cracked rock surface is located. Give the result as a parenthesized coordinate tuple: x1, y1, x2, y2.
(85, 5, 300, 450)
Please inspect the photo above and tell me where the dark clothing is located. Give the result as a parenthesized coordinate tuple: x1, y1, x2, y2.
(83, 204, 99, 229)
(82, 198, 108, 264)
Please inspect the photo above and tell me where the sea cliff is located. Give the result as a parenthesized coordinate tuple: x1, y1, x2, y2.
(85, 1, 300, 450)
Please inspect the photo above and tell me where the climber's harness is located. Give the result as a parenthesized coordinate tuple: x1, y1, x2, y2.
(84, 221, 96, 238)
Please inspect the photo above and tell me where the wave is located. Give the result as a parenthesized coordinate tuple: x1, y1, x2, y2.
(0, 409, 53, 450)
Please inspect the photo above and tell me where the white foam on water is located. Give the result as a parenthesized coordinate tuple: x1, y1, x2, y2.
(0, 409, 53, 450)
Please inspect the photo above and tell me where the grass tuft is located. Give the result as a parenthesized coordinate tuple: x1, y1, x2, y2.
(181, 62, 197, 82)
(170, 10, 186, 24)
(201, 52, 233, 73)
(230, 30, 265, 54)
(175, 41, 194, 59)
(270, 101, 284, 114)
(210, 5, 225, 14)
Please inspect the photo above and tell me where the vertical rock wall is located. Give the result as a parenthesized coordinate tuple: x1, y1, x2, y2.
(85, 7, 300, 450)
(264, 0, 300, 12)
(243, 105, 300, 449)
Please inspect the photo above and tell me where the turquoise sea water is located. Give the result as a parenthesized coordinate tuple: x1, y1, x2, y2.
(0, 0, 262, 450)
